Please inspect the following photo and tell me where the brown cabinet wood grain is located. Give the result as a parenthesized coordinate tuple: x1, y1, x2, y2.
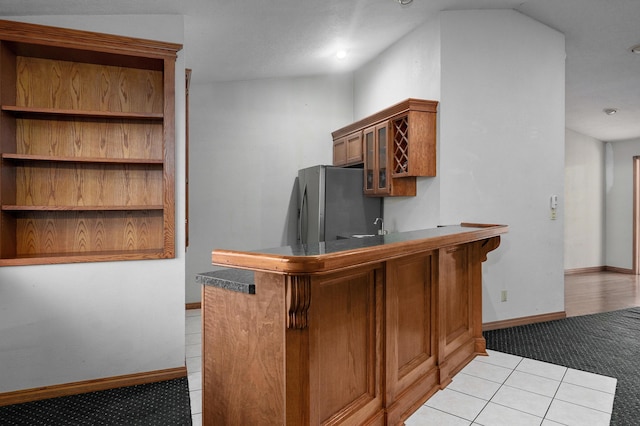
(385, 252, 438, 424)
(203, 224, 507, 425)
(0, 19, 181, 265)
(332, 99, 437, 197)
(333, 131, 364, 167)
(363, 122, 416, 197)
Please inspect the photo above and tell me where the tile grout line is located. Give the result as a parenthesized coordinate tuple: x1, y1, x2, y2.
(469, 355, 525, 424)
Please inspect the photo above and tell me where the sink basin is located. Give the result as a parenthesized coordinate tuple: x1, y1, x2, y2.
(351, 234, 376, 238)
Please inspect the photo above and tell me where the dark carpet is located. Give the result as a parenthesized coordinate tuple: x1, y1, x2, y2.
(0, 378, 192, 426)
(484, 307, 640, 426)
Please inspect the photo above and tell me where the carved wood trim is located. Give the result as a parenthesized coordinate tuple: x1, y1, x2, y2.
(331, 98, 438, 139)
(286, 275, 311, 329)
(480, 236, 501, 261)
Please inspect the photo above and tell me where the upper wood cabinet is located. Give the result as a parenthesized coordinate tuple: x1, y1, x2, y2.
(363, 122, 417, 197)
(333, 131, 363, 166)
(390, 107, 437, 178)
(331, 98, 438, 197)
(0, 19, 182, 266)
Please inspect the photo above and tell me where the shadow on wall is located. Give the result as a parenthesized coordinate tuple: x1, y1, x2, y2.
(281, 177, 300, 246)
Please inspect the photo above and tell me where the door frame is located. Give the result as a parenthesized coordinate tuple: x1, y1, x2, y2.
(633, 156, 639, 274)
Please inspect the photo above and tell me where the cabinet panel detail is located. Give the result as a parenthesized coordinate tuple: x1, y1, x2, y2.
(385, 251, 438, 419)
(441, 246, 472, 345)
(333, 137, 347, 166)
(396, 255, 434, 373)
(203, 272, 286, 425)
(346, 132, 363, 164)
(310, 267, 383, 425)
(333, 131, 363, 167)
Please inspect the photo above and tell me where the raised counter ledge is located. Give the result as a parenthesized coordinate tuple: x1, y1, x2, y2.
(211, 222, 508, 274)
(196, 269, 255, 294)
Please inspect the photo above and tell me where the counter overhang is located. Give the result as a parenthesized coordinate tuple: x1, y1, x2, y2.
(211, 223, 508, 274)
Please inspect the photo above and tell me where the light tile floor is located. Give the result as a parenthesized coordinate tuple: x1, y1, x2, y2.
(185, 309, 202, 426)
(185, 309, 616, 426)
(408, 351, 616, 426)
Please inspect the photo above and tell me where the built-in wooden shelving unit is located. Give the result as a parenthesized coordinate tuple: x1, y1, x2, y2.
(0, 19, 182, 266)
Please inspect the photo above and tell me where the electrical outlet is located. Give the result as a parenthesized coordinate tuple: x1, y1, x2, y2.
(550, 195, 558, 220)
(501, 290, 507, 302)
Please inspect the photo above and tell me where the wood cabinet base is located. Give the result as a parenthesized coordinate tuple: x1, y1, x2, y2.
(202, 225, 506, 425)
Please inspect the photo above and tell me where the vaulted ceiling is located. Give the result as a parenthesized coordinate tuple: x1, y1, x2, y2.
(1, 0, 639, 141)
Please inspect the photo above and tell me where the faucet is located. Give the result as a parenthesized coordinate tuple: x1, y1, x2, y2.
(374, 217, 387, 235)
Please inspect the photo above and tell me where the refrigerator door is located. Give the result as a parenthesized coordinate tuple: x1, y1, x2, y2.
(324, 167, 382, 240)
(298, 165, 324, 244)
(298, 165, 383, 244)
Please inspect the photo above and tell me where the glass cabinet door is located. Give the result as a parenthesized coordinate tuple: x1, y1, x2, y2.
(364, 127, 375, 192)
(377, 124, 388, 192)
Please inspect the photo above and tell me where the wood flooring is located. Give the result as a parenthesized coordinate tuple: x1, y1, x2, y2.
(565, 271, 640, 317)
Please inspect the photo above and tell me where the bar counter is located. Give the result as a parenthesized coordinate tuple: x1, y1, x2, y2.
(200, 223, 507, 425)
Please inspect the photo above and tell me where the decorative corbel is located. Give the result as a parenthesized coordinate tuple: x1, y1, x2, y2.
(480, 236, 501, 261)
(286, 275, 311, 329)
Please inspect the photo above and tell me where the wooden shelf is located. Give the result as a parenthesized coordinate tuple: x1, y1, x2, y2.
(2, 105, 164, 120)
(2, 205, 163, 211)
(2, 153, 164, 164)
(1, 249, 169, 267)
(0, 19, 181, 265)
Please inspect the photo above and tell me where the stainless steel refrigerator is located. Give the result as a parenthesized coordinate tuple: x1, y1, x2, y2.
(297, 165, 382, 244)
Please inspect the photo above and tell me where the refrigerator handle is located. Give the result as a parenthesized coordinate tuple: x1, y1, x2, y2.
(298, 184, 307, 245)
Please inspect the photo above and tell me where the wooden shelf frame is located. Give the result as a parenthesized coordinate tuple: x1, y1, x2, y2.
(0, 19, 182, 266)
(2, 153, 164, 164)
(1, 105, 164, 120)
(2, 205, 164, 211)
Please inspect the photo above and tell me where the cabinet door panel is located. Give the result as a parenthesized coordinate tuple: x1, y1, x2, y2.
(440, 245, 472, 349)
(437, 243, 488, 386)
(376, 124, 387, 192)
(310, 267, 383, 425)
(364, 127, 375, 193)
(333, 137, 346, 166)
(385, 252, 438, 414)
(346, 132, 363, 164)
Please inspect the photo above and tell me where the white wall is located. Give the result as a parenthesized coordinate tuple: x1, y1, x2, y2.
(0, 15, 186, 393)
(354, 17, 442, 233)
(605, 138, 640, 270)
(185, 75, 353, 303)
(565, 129, 605, 270)
(441, 10, 566, 322)
(354, 10, 566, 323)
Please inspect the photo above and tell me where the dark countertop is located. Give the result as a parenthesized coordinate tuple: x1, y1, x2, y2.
(196, 269, 255, 294)
(200, 224, 508, 293)
(211, 223, 508, 274)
